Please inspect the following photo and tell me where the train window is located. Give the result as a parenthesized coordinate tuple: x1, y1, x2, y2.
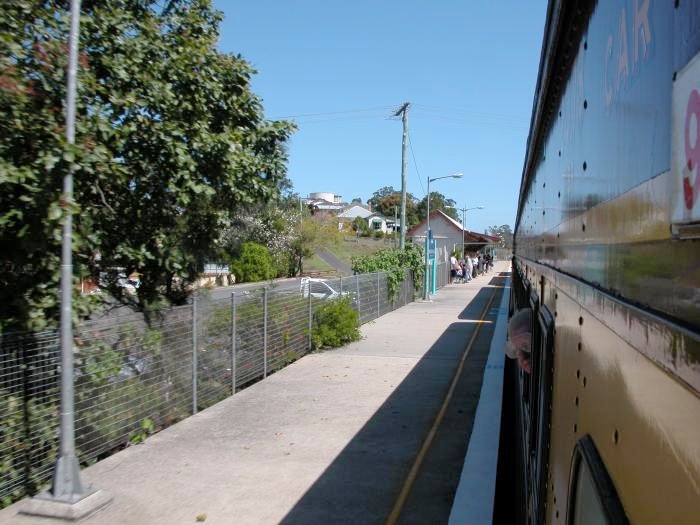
(526, 289, 540, 446)
(571, 459, 606, 525)
(532, 305, 554, 524)
(568, 436, 628, 525)
(525, 303, 554, 524)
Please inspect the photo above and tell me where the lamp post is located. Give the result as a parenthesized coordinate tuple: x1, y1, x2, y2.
(459, 206, 485, 259)
(424, 173, 463, 300)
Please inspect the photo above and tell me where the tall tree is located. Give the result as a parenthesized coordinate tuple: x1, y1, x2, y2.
(0, 1, 295, 330)
(367, 187, 419, 227)
(486, 225, 514, 248)
(416, 192, 458, 221)
(290, 216, 342, 276)
(367, 186, 396, 208)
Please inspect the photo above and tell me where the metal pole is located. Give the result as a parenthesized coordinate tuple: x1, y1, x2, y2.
(377, 272, 381, 319)
(51, 0, 87, 501)
(307, 288, 313, 351)
(263, 287, 268, 378)
(356, 274, 360, 308)
(231, 292, 236, 395)
(462, 207, 466, 261)
(424, 176, 430, 300)
(339, 275, 343, 294)
(192, 296, 198, 414)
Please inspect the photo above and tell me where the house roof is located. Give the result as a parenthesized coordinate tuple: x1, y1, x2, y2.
(337, 205, 372, 219)
(407, 209, 501, 244)
(406, 209, 462, 236)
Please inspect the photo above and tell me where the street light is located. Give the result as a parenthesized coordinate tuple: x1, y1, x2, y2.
(424, 173, 463, 300)
(459, 206, 485, 259)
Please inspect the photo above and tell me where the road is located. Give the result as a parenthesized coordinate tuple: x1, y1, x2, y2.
(205, 277, 302, 301)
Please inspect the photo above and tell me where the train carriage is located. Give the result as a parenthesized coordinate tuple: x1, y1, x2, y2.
(504, 0, 700, 523)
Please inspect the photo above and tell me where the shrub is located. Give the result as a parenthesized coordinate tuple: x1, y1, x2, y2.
(352, 217, 370, 236)
(0, 391, 58, 507)
(312, 297, 361, 349)
(351, 243, 424, 298)
(230, 242, 276, 283)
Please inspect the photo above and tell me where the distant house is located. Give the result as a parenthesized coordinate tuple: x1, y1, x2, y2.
(304, 191, 346, 217)
(367, 213, 390, 234)
(337, 205, 372, 220)
(337, 205, 372, 232)
(406, 209, 500, 259)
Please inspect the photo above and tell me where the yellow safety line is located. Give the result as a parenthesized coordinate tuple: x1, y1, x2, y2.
(384, 286, 500, 525)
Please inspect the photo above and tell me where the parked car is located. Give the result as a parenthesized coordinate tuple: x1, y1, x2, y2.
(300, 278, 359, 310)
(300, 278, 343, 300)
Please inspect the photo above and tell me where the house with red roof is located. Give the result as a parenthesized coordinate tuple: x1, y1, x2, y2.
(406, 209, 501, 260)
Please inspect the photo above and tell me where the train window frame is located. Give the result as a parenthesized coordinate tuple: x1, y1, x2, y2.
(532, 304, 554, 525)
(567, 435, 628, 525)
(526, 288, 540, 450)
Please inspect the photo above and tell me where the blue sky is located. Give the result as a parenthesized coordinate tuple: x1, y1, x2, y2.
(215, 1, 547, 233)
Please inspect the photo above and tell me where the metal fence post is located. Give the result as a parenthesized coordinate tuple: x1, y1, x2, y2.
(376, 272, 381, 319)
(192, 295, 198, 414)
(339, 275, 343, 294)
(263, 287, 268, 379)
(307, 289, 313, 351)
(356, 275, 361, 315)
(231, 292, 236, 396)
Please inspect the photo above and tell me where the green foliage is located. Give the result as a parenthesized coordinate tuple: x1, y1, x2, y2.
(0, 392, 58, 506)
(311, 297, 360, 349)
(352, 216, 370, 236)
(73, 330, 180, 461)
(0, 1, 295, 331)
(351, 243, 424, 298)
(290, 217, 341, 275)
(221, 200, 301, 278)
(416, 192, 458, 221)
(372, 230, 385, 239)
(229, 242, 275, 283)
(129, 418, 155, 445)
(367, 186, 419, 227)
(485, 224, 513, 248)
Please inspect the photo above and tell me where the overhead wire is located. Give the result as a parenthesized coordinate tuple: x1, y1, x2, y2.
(270, 105, 395, 120)
(411, 103, 529, 125)
(407, 131, 426, 195)
(286, 113, 393, 125)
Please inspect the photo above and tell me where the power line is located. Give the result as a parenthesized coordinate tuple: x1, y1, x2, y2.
(270, 105, 395, 120)
(411, 113, 528, 132)
(288, 113, 392, 125)
(411, 103, 529, 124)
(407, 131, 426, 195)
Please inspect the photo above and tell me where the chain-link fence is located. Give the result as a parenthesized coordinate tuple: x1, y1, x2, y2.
(0, 268, 437, 506)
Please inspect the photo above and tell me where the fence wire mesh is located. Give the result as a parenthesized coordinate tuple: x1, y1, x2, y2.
(0, 269, 422, 506)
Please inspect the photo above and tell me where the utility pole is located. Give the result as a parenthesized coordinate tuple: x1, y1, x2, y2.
(458, 206, 485, 260)
(394, 102, 409, 249)
(393, 205, 398, 248)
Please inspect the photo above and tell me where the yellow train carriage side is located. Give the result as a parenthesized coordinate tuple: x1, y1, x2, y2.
(506, 0, 700, 523)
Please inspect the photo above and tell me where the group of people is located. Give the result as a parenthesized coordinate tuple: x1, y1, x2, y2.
(449, 252, 494, 283)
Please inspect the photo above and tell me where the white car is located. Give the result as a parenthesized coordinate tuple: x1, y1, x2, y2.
(300, 278, 343, 300)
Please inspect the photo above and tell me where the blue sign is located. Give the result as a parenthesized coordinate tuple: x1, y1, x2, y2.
(428, 239, 436, 260)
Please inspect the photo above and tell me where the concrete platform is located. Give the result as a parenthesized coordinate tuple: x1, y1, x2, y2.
(0, 262, 510, 525)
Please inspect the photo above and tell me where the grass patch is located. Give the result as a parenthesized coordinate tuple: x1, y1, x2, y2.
(328, 237, 394, 268)
(302, 253, 334, 273)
